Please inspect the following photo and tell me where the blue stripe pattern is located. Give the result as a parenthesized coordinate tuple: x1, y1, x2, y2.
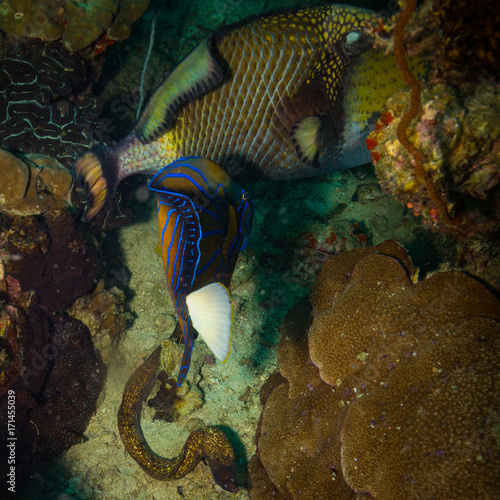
(149, 157, 254, 385)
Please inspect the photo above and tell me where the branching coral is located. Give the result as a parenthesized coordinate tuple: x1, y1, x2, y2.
(249, 241, 500, 499)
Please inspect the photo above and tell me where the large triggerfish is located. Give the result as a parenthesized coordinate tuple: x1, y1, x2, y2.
(73, 4, 422, 221)
(148, 157, 254, 385)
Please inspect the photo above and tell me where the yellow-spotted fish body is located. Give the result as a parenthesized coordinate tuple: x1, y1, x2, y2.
(149, 157, 254, 385)
(74, 4, 411, 221)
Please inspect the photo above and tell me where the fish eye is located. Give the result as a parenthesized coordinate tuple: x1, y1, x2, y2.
(241, 191, 250, 201)
(343, 30, 367, 56)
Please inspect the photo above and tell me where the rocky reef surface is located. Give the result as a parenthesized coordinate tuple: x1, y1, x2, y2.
(249, 241, 500, 499)
(0, 0, 499, 498)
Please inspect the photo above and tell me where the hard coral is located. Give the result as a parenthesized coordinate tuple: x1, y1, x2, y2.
(0, 149, 73, 215)
(341, 316, 500, 498)
(0, 38, 103, 167)
(249, 242, 500, 499)
(0, 0, 64, 42)
(0, 0, 150, 53)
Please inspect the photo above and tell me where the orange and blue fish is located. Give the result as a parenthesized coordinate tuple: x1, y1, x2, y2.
(149, 157, 254, 385)
(73, 4, 424, 221)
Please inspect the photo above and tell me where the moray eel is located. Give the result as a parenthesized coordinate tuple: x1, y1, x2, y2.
(149, 157, 254, 385)
(117, 345, 239, 492)
(73, 4, 421, 221)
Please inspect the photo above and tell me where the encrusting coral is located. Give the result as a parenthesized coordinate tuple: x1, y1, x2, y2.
(0, 149, 73, 215)
(364, 0, 500, 277)
(248, 241, 500, 499)
(0, 0, 150, 53)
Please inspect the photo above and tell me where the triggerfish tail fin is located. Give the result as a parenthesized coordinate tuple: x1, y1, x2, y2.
(72, 135, 141, 222)
(72, 147, 116, 221)
(186, 282, 233, 362)
(136, 38, 223, 143)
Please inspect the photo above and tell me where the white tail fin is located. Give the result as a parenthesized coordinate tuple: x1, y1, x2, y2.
(186, 282, 233, 362)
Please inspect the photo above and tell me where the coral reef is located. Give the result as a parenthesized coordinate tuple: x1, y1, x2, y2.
(68, 278, 131, 357)
(410, 0, 500, 85)
(0, 0, 150, 53)
(5, 208, 101, 312)
(0, 197, 126, 492)
(0, 301, 105, 485)
(0, 149, 74, 215)
(0, 40, 106, 168)
(248, 241, 500, 499)
(368, 83, 500, 228)
(363, 0, 500, 280)
(0, 38, 103, 167)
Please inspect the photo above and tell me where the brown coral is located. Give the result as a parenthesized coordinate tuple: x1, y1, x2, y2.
(249, 242, 500, 499)
(0, 0, 150, 53)
(341, 316, 500, 498)
(0, 149, 73, 215)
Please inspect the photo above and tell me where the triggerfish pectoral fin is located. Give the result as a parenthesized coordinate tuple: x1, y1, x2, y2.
(149, 157, 254, 385)
(186, 282, 233, 362)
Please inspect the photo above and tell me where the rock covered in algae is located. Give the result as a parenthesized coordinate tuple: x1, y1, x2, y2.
(0, 0, 150, 53)
(0, 149, 73, 215)
(68, 278, 131, 355)
(368, 83, 500, 225)
(249, 241, 500, 499)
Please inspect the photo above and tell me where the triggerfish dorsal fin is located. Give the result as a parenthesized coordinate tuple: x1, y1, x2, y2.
(136, 38, 224, 143)
(186, 282, 233, 362)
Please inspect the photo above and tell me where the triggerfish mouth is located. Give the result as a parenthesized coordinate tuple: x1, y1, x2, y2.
(148, 157, 254, 385)
(73, 4, 423, 221)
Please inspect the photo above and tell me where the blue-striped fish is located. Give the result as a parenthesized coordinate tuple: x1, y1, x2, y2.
(149, 157, 254, 385)
(74, 4, 422, 221)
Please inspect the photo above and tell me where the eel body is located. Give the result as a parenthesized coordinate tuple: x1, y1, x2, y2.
(117, 345, 239, 492)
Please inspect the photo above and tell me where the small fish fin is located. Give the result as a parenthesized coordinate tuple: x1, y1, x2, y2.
(136, 37, 223, 143)
(186, 282, 233, 363)
(72, 145, 119, 222)
(290, 115, 323, 166)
